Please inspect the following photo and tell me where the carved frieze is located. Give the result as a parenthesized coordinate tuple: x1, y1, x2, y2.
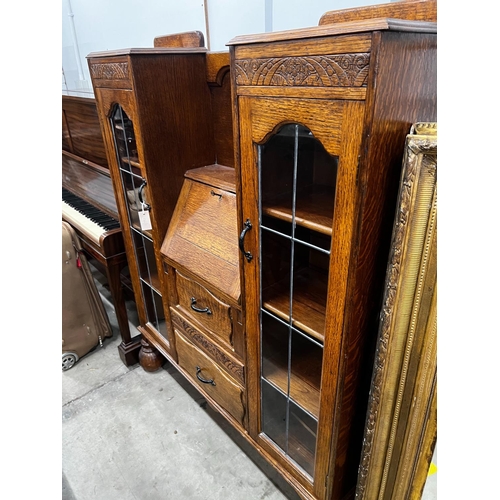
(90, 62, 129, 80)
(234, 53, 370, 87)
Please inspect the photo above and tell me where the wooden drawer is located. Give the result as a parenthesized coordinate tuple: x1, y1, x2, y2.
(175, 270, 234, 348)
(174, 329, 245, 426)
(171, 308, 244, 385)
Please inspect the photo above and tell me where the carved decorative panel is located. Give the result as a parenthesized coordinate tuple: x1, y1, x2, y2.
(234, 53, 370, 87)
(90, 62, 129, 80)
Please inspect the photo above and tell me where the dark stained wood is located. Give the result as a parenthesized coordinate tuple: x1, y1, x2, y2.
(154, 30, 205, 48)
(62, 151, 117, 219)
(138, 337, 164, 372)
(205, 52, 234, 168)
(62, 95, 109, 168)
(229, 17, 436, 500)
(319, 0, 437, 26)
(209, 70, 235, 167)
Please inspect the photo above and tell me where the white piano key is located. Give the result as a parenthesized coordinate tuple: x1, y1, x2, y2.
(62, 201, 104, 246)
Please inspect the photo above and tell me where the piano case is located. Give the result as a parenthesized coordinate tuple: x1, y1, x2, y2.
(62, 221, 113, 370)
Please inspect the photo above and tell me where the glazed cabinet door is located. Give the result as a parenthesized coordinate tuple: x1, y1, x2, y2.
(238, 96, 364, 498)
(94, 88, 173, 350)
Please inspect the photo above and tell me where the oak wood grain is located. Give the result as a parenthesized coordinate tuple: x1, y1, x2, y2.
(161, 175, 240, 304)
(170, 309, 244, 384)
(153, 30, 204, 48)
(319, 0, 437, 26)
(174, 270, 234, 349)
(174, 329, 245, 425)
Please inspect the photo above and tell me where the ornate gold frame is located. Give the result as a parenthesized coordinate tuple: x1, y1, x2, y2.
(355, 123, 437, 500)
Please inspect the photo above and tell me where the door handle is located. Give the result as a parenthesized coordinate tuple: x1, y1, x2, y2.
(239, 219, 253, 263)
(138, 179, 151, 211)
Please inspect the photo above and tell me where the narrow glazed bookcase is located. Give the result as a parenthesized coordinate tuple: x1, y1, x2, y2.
(87, 47, 216, 366)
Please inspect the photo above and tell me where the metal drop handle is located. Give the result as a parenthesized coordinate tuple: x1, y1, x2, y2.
(239, 219, 253, 263)
(196, 366, 216, 386)
(190, 297, 212, 315)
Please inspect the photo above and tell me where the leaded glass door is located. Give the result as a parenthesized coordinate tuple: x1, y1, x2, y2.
(257, 123, 338, 478)
(110, 104, 168, 340)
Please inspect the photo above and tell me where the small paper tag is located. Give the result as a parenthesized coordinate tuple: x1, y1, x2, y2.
(138, 209, 152, 231)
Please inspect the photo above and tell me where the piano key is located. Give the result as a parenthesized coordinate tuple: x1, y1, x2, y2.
(62, 188, 121, 231)
(62, 201, 104, 245)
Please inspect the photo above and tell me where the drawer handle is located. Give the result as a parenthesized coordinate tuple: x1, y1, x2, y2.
(210, 189, 222, 200)
(190, 297, 212, 315)
(196, 366, 216, 386)
(239, 219, 253, 263)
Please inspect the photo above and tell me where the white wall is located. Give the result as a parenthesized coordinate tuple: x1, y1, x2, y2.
(62, 0, 384, 94)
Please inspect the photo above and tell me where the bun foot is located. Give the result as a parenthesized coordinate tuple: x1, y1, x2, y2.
(138, 338, 164, 372)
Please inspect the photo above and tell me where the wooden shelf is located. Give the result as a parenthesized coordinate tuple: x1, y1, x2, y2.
(263, 267, 327, 343)
(262, 327, 322, 418)
(121, 156, 141, 169)
(261, 402, 316, 478)
(140, 272, 162, 294)
(262, 185, 334, 236)
(130, 222, 153, 240)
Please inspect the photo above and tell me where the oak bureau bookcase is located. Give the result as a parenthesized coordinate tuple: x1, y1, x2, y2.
(227, 16, 436, 500)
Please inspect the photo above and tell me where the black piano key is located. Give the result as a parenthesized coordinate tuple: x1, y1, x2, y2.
(62, 188, 120, 232)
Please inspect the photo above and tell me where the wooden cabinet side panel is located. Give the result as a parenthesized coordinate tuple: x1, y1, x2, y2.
(132, 54, 216, 243)
(209, 69, 235, 167)
(334, 33, 436, 500)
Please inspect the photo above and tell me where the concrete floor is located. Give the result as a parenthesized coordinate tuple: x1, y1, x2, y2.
(62, 281, 437, 500)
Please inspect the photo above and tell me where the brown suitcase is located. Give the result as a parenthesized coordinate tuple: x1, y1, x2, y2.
(62, 221, 113, 370)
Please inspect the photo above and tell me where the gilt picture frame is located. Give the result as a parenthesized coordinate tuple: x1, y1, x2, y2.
(355, 123, 437, 500)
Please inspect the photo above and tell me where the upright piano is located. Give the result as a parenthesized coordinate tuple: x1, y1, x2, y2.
(62, 93, 141, 366)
